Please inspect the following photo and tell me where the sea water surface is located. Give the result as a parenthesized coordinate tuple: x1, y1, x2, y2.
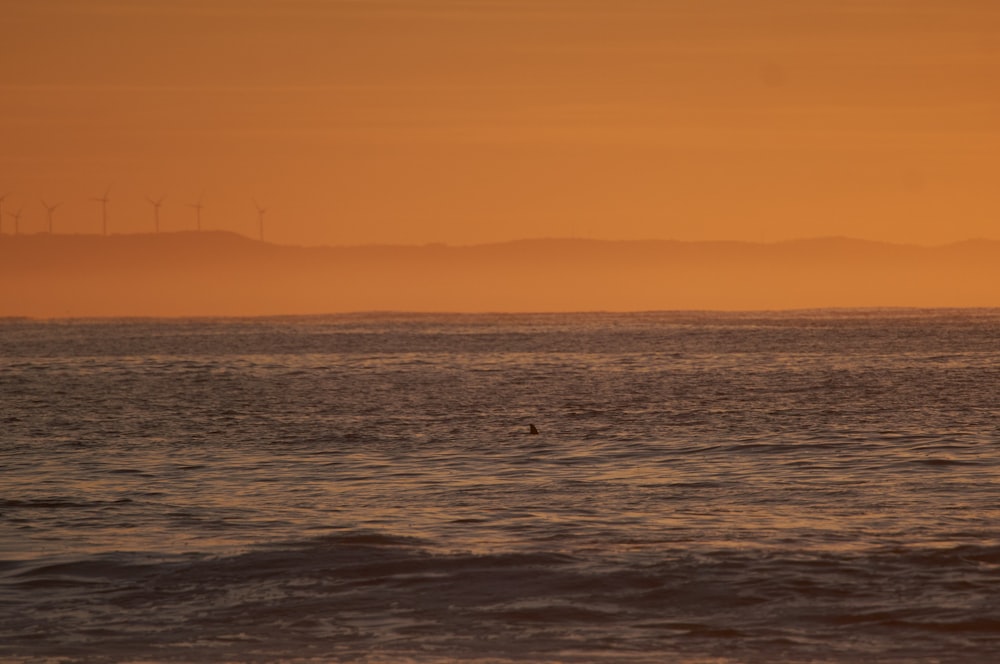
(2, 310, 999, 663)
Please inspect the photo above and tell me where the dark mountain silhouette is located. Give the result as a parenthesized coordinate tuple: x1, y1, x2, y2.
(2, 231, 998, 316)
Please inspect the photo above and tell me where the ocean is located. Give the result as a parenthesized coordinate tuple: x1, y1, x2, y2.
(2, 310, 999, 663)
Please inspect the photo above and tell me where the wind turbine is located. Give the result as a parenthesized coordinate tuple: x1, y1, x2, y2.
(252, 198, 266, 241)
(189, 193, 204, 231)
(146, 195, 165, 233)
(41, 199, 62, 234)
(92, 186, 111, 235)
(8, 209, 22, 236)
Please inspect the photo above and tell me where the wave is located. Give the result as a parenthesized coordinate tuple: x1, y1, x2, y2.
(0, 496, 134, 510)
(4, 530, 1000, 662)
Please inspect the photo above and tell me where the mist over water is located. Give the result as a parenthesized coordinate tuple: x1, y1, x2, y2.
(2, 311, 1000, 662)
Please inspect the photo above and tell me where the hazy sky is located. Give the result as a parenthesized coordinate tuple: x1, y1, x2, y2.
(2, 0, 999, 245)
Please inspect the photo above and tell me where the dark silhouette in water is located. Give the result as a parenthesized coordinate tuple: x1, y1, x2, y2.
(529, 424, 539, 435)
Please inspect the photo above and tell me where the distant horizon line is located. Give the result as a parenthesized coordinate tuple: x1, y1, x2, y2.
(5, 306, 1000, 322)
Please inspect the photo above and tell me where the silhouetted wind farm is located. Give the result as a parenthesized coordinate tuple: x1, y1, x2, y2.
(0, 188, 274, 240)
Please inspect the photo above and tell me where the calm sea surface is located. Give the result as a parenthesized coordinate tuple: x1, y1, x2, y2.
(2, 311, 1000, 663)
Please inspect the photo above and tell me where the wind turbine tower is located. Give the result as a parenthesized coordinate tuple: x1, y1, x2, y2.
(0, 193, 7, 235)
(253, 199, 267, 242)
(189, 194, 204, 231)
(9, 209, 22, 236)
(41, 199, 62, 234)
(93, 186, 111, 235)
(146, 195, 165, 233)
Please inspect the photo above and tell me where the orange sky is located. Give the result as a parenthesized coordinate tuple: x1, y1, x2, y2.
(2, 0, 999, 246)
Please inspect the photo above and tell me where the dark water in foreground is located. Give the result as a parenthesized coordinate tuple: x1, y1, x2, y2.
(2, 310, 1000, 663)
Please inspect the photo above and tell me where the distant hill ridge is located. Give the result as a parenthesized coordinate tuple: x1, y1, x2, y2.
(2, 232, 999, 316)
(3, 230, 998, 255)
